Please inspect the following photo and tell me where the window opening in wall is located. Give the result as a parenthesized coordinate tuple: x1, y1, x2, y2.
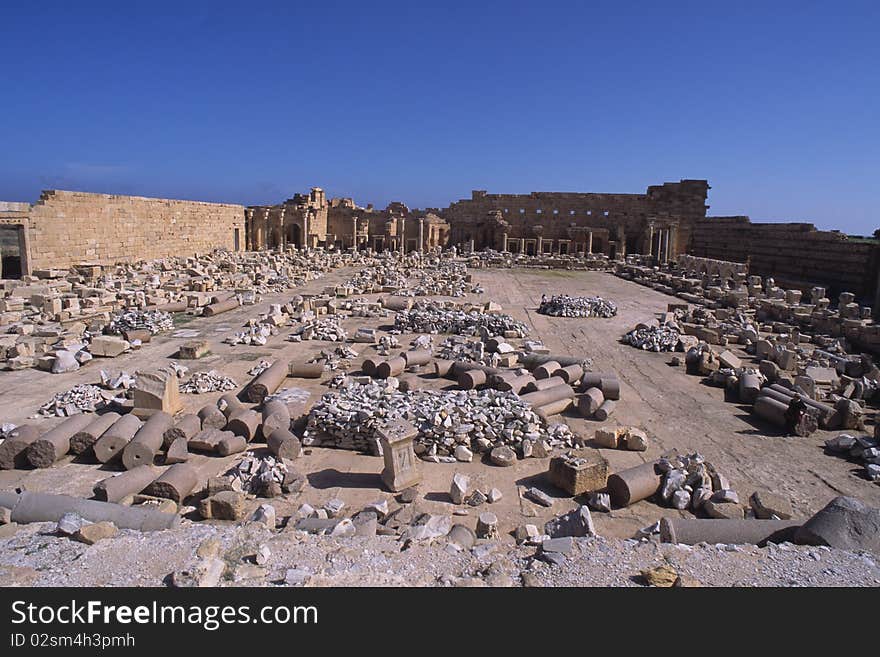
(587, 210, 592, 215)
(536, 209, 542, 214)
(519, 208, 525, 214)
(569, 210, 575, 215)
(604, 210, 609, 216)
(552, 209, 559, 214)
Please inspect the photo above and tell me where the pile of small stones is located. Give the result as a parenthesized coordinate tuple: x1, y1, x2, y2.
(623, 323, 682, 352)
(437, 336, 488, 364)
(247, 360, 272, 377)
(825, 433, 880, 482)
(37, 384, 116, 417)
(180, 370, 238, 394)
(304, 380, 576, 457)
(309, 345, 359, 370)
(225, 325, 274, 346)
(657, 453, 738, 515)
(288, 317, 347, 342)
(107, 309, 174, 335)
(394, 303, 528, 337)
(400, 261, 477, 298)
(223, 454, 297, 497)
(538, 294, 618, 318)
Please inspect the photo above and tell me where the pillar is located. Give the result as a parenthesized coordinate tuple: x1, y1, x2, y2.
(399, 218, 405, 253)
(670, 225, 678, 260)
(537, 235, 543, 254)
(587, 231, 593, 255)
(663, 229, 670, 263)
(279, 208, 287, 251)
(647, 225, 654, 256)
(352, 216, 358, 250)
(503, 232, 508, 252)
(419, 218, 425, 253)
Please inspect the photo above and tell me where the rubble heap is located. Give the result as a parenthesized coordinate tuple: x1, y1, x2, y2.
(538, 294, 618, 318)
(37, 384, 116, 417)
(394, 303, 528, 337)
(304, 381, 576, 457)
(223, 454, 295, 496)
(180, 370, 238, 394)
(825, 433, 880, 483)
(623, 323, 682, 352)
(107, 309, 174, 335)
(288, 316, 347, 342)
(656, 453, 739, 515)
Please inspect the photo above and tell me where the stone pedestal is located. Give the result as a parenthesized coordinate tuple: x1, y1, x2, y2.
(379, 419, 422, 492)
(133, 367, 183, 419)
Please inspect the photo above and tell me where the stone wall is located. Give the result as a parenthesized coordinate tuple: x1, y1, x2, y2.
(690, 216, 880, 303)
(25, 190, 245, 271)
(440, 180, 709, 258)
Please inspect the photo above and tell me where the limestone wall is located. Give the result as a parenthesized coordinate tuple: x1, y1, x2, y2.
(26, 190, 245, 270)
(690, 216, 879, 301)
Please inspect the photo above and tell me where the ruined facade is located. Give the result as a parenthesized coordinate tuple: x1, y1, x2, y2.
(246, 187, 329, 250)
(247, 191, 450, 253)
(0, 191, 245, 277)
(440, 180, 710, 258)
(691, 216, 880, 304)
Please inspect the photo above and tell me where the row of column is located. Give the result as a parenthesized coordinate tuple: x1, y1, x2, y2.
(502, 231, 594, 254)
(647, 226, 675, 262)
(395, 217, 428, 253)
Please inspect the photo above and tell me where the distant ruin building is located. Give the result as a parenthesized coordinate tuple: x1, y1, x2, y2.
(440, 180, 710, 259)
(2, 180, 879, 308)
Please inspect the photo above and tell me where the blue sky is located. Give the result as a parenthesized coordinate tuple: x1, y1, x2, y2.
(1, 1, 878, 234)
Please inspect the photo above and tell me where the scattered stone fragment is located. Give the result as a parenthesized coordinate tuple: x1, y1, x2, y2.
(450, 473, 469, 504)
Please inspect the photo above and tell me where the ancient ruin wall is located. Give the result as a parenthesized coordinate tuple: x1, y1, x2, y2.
(26, 190, 245, 270)
(690, 216, 880, 301)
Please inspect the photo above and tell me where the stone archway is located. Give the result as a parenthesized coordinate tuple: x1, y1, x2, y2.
(288, 222, 302, 248)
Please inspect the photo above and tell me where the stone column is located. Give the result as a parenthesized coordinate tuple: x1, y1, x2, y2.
(352, 216, 358, 250)
(663, 229, 670, 263)
(670, 225, 678, 260)
(587, 231, 593, 255)
(502, 232, 508, 252)
(419, 218, 425, 253)
(647, 225, 654, 256)
(304, 211, 311, 250)
(399, 218, 406, 253)
(279, 208, 287, 251)
(537, 235, 543, 255)
(469, 239, 475, 253)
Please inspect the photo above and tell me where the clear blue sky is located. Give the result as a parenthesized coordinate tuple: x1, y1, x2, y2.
(2, 1, 878, 234)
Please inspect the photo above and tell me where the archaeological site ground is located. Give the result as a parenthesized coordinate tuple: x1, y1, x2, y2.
(0, 180, 878, 590)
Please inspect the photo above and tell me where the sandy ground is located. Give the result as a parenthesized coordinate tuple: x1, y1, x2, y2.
(0, 264, 878, 586)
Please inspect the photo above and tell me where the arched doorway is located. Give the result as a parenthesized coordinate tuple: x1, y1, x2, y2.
(288, 223, 302, 248)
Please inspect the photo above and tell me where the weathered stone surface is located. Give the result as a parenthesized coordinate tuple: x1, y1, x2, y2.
(794, 496, 880, 554)
(749, 490, 793, 520)
(544, 506, 596, 538)
(73, 521, 118, 545)
(199, 491, 246, 521)
(450, 473, 469, 504)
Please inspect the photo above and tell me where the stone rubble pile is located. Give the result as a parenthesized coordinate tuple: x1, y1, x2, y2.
(308, 345, 359, 371)
(37, 384, 118, 417)
(247, 360, 272, 377)
(107, 309, 174, 335)
(180, 370, 238, 394)
(538, 294, 618, 318)
(394, 303, 528, 337)
(222, 454, 298, 497)
(0, 247, 365, 372)
(825, 432, 880, 483)
(304, 380, 576, 457)
(224, 325, 274, 346)
(623, 323, 682, 352)
(656, 453, 740, 516)
(436, 336, 489, 364)
(288, 316, 347, 342)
